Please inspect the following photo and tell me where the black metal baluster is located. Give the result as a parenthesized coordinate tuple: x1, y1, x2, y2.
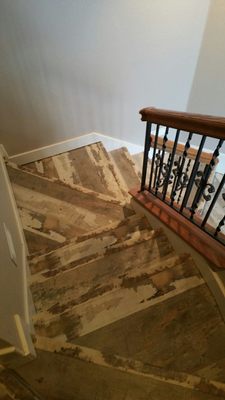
(155, 127, 169, 196)
(162, 129, 180, 201)
(170, 156, 181, 205)
(153, 149, 161, 189)
(215, 215, 225, 237)
(140, 122, 152, 191)
(201, 174, 225, 227)
(170, 133, 193, 206)
(180, 136, 206, 213)
(190, 139, 224, 219)
(148, 124, 160, 192)
(177, 158, 192, 204)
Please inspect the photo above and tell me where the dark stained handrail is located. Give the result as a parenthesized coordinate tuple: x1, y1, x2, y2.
(140, 107, 225, 139)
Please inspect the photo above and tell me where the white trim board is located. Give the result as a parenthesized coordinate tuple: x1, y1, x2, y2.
(7, 132, 143, 165)
(8, 133, 97, 165)
(0, 153, 35, 356)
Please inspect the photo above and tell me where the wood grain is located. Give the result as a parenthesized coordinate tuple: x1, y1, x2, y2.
(140, 107, 225, 139)
(130, 188, 225, 269)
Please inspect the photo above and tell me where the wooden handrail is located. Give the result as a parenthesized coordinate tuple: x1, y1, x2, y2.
(140, 107, 225, 140)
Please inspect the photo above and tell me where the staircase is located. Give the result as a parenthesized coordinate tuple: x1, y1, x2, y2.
(1, 142, 225, 399)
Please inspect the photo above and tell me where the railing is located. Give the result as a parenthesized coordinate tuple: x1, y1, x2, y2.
(134, 107, 225, 268)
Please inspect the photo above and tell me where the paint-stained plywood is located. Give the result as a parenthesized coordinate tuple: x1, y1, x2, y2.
(14, 350, 225, 400)
(33, 252, 203, 341)
(21, 142, 127, 201)
(29, 214, 152, 276)
(76, 284, 225, 376)
(7, 165, 133, 255)
(31, 228, 174, 313)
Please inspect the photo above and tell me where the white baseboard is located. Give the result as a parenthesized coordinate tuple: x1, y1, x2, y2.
(8, 133, 97, 165)
(7, 132, 143, 165)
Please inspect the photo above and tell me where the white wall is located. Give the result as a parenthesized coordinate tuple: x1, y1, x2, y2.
(0, 0, 210, 156)
(187, 0, 225, 152)
(187, 0, 225, 117)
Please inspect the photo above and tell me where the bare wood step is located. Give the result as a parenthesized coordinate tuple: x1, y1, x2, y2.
(34, 337, 225, 399)
(33, 253, 203, 341)
(110, 147, 140, 190)
(14, 346, 225, 400)
(31, 227, 174, 314)
(29, 214, 152, 277)
(7, 165, 133, 255)
(75, 284, 225, 379)
(21, 142, 127, 201)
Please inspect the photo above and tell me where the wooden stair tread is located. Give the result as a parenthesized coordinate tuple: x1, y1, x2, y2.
(11, 337, 225, 400)
(14, 346, 225, 400)
(30, 228, 174, 314)
(32, 253, 203, 341)
(21, 142, 126, 201)
(7, 164, 133, 256)
(75, 284, 225, 379)
(29, 214, 152, 277)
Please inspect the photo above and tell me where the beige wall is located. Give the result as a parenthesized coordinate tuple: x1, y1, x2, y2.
(188, 0, 225, 117)
(0, 0, 210, 156)
(187, 0, 225, 152)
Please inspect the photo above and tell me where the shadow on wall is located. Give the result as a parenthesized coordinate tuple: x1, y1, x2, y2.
(0, 0, 139, 156)
(0, 0, 210, 156)
(186, 0, 225, 153)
